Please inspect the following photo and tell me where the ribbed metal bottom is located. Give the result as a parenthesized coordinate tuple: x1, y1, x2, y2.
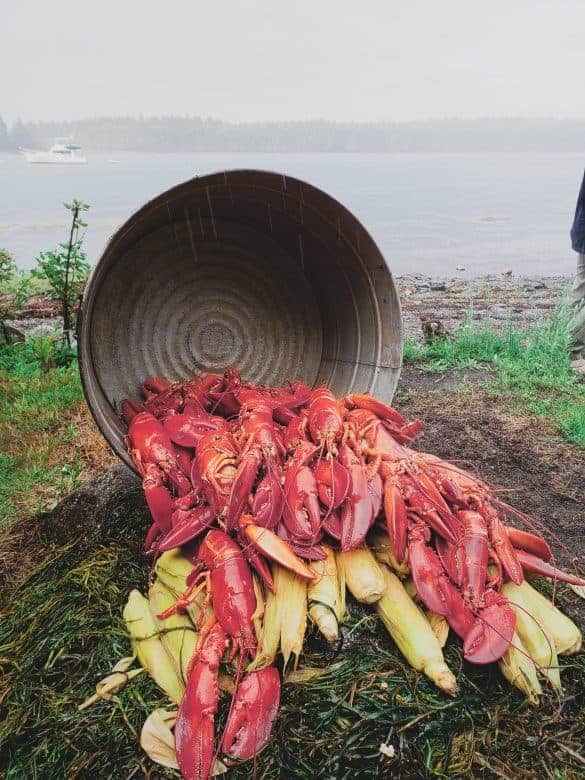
(91, 221, 323, 404)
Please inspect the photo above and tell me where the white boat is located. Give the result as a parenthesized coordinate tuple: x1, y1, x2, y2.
(21, 137, 87, 164)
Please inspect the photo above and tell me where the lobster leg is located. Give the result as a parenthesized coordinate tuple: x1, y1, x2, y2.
(221, 667, 281, 761)
(175, 622, 228, 780)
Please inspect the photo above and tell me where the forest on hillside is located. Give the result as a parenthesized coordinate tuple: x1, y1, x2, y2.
(1, 115, 584, 153)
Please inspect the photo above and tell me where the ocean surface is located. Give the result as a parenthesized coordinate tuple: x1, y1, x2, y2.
(1, 151, 583, 277)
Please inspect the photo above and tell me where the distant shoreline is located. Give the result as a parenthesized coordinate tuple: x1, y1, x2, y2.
(5, 116, 585, 154)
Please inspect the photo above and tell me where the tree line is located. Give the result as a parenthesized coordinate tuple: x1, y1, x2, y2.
(1, 115, 584, 153)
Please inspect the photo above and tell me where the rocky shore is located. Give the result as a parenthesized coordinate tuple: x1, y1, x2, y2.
(2, 274, 572, 343)
(397, 273, 570, 340)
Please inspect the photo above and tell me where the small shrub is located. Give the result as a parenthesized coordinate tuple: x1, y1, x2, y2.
(33, 200, 90, 347)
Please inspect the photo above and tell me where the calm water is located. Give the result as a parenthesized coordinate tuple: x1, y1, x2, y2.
(1, 151, 583, 276)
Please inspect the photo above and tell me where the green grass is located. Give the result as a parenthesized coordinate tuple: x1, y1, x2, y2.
(1, 536, 584, 778)
(404, 304, 585, 447)
(0, 340, 84, 528)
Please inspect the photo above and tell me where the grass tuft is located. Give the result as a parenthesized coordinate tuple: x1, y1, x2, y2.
(404, 303, 585, 447)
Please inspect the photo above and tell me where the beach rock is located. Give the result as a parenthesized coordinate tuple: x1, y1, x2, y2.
(429, 281, 446, 291)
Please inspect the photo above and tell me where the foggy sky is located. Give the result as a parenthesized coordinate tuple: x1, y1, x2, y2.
(4, 0, 585, 123)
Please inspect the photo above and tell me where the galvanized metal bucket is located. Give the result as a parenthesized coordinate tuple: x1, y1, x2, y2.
(79, 170, 403, 468)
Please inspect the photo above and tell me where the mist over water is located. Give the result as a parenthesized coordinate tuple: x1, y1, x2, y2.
(1, 151, 582, 277)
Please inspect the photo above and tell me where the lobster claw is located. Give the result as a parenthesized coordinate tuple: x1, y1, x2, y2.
(313, 459, 350, 510)
(158, 505, 216, 551)
(142, 463, 174, 533)
(506, 526, 552, 562)
(175, 623, 228, 780)
(463, 591, 516, 665)
(221, 667, 281, 761)
(514, 549, 585, 586)
(252, 473, 285, 530)
(239, 516, 317, 581)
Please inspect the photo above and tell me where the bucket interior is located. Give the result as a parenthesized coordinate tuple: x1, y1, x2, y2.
(80, 170, 402, 466)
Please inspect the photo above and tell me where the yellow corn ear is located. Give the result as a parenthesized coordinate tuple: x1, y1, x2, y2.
(426, 611, 449, 648)
(123, 590, 184, 704)
(337, 546, 385, 604)
(148, 579, 198, 684)
(498, 632, 542, 704)
(504, 580, 581, 655)
(369, 530, 410, 577)
(376, 567, 457, 695)
(502, 582, 562, 691)
(308, 546, 346, 642)
(276, 565, 307, 670)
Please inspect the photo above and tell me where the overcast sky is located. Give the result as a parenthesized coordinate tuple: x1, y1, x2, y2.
(3, 0, 585, 123)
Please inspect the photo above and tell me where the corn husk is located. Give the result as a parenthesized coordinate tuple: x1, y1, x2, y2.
(154, 549, 192, 593)
(308, 546, 346, 642)
(154, 549, 211, 627)
(252, 575, 265, 645)
(337, 546, 385, 604)
(123, 589, 184, 704)
(427, 611, 449, 648)
(369, 530, 410, 577)
(404, 578, 418, 601)
(502, 582, 562, 691)
(148, 579, 198, 683)
(505, 580, 581, 655)
(498, 632, 542, 704)
(79, 656, 143, 710)
(376, 567, 457, 695)
(249, 565, 283, 671)
(276, 565, 307, 670)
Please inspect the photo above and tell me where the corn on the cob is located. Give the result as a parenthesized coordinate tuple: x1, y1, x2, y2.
(337, 546, 385, 604)
(148, 579, 198, 683)
(123, 589, 184, 704)
(498, 632, 542, 704)
(504, 580, 581, 655)
(502, 582, 562, 691)
(369, 530, 410, 577)
(276, 565, 307, 670)
(376, 567, 457, 695)
(308, 546, 346, 642)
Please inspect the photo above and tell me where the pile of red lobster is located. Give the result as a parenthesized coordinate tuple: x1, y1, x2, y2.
(122, 368, 584, 779)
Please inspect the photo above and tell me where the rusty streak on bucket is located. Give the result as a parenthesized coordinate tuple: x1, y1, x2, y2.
(79, 170, 403, 469)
